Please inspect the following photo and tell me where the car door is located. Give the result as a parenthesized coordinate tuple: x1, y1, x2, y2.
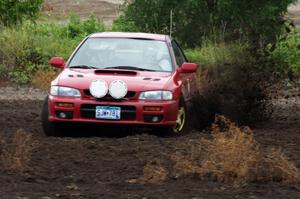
(171, 40, 198, 102)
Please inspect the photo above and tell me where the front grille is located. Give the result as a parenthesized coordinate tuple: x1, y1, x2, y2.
(83, 89, 136, 101)
(80, 104, 136, 121)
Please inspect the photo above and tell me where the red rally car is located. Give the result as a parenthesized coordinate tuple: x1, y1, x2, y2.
(42, 32, 199, 136)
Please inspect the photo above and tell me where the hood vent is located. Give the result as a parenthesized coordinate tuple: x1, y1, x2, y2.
(95, 70, 137, 76)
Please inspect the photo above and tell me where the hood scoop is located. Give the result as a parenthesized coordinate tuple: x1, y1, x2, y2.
(95, 69, 137, 76)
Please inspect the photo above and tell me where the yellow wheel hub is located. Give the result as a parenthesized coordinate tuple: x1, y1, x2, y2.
(173, 106, 186, 133)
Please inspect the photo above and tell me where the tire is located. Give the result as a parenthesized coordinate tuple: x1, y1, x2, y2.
(41, 97, 63, 137)
(161, 99, 190, 136)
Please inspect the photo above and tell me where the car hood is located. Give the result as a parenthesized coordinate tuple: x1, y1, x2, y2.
(55, 69, 173, 91)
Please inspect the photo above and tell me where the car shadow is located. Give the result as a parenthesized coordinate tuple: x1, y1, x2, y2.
(57, 123, 159, 138)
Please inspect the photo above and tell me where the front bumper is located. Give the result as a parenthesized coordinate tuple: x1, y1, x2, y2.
(48, 96, 179, 126)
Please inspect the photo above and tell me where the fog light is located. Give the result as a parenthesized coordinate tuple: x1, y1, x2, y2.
(59, 112, 67, 119)
(144, 115, 163, 123)
(152, 116, 160, 122)
(56, 111, 73, 119)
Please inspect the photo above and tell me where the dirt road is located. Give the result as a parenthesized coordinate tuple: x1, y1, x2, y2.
(0, 86, 299, 199)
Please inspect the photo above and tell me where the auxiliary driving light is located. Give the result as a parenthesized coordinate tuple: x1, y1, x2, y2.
(109, 80, 128, 99)
(90, 79, 108, 98)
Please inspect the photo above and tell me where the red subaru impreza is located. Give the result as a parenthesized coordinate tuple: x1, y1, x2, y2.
(42, 32, 199, 136)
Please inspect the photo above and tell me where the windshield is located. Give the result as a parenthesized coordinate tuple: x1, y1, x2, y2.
(69, 38, 173, 72)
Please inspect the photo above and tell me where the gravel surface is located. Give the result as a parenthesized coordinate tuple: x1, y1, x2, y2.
(0, 86, 47, 100)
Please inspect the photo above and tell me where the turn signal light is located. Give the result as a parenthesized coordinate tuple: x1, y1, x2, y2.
(56, 102, 74, 108)
(143, 106, 162, 111)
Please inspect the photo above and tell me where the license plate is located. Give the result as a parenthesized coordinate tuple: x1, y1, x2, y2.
(96, 106, 121, 120)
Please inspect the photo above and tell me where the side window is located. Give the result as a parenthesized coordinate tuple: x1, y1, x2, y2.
(171, 40, 186, 66)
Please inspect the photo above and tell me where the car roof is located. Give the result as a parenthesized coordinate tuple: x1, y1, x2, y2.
(89, 32, 169, 42)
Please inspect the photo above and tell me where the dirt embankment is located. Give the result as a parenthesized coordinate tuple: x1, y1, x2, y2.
(287, 2, 300, 28)
(42, 0, 125, 25)
(0, 86, 299, 199)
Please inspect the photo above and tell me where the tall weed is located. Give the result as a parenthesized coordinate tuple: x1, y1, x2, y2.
(129, 116, 300, 185)
(172, 115, 300, 185)
(127, 161, 168, 184)
(185, 41, 248, 67)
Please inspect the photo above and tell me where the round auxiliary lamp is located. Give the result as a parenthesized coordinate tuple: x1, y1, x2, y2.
(89, 79, 108, 98)
(109, 80, 128, 99)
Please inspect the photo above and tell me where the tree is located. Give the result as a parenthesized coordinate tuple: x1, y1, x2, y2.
(122, 0, 297, 47)
(0, 0, 44, 26)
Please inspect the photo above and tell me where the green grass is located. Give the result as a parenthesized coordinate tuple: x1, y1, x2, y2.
(0, 15, 105, 83)
(269, 29, 300, 77)
(185, 41, 248, 67)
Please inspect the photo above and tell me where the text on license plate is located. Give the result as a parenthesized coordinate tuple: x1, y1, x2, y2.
(95, 106, 121, 120)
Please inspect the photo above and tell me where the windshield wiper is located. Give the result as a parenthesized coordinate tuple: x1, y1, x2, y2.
(69, 65, 97, 69)
(104, 66, 156, 72)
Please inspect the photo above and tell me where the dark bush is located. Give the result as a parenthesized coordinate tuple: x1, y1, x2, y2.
(121, 0, 297, 47)
(111, 14, 140, 32)
(269, 27, 300, 79)
(0, 0, 43, 26)
(67, 15, 105, 38)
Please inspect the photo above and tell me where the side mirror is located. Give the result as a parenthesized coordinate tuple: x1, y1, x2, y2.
(50, 57, 65, 68)
(178, 62, 198, 73)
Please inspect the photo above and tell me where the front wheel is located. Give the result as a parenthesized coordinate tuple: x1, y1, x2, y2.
(41, 97, 64, 137)
(161, 101, 190, 136)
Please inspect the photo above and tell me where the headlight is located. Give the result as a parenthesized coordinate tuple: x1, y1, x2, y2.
(139, 91, 173, 100)
(50, 86, 81, 97)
